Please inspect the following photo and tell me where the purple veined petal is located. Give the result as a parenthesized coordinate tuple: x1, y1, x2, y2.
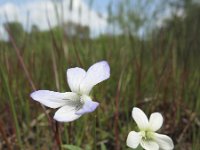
(30, 90, 79, 108)
(132, 107, 149, 130)
(154, 133, 174, 150)
(126, 131, 142, 149)
(75, 99, 99, 115)
(54, 105, 82, 122)
(149, 112, 163, 131)
(67, 67, 86, 93)
(80, 61, 110, 95)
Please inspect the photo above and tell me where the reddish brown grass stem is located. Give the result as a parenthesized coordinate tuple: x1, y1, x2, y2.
(114, 76, 121, 150)
(5, 27, 61, 149)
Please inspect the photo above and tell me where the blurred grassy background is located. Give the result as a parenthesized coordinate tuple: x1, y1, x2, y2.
(0, 0, 200, 149)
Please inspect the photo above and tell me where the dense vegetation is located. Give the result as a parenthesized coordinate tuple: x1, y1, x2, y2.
(0, 0, 199, 149)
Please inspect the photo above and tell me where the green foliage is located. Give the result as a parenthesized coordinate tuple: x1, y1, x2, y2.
(4, 22, 25, 47)
(0, 0, 200, 149)
(62, 145, 83, 150)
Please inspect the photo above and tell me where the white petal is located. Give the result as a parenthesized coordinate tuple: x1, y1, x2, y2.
(54, 105, 81, 122)
(132, 107, 149, 130)
(126, 131, 142, 149)
(30, 90, 79, 108)
(67, 67, 86, 93)
(154, 133, 174, 150)
(140, 140, 159, 150)
(149, 113, 163, 131)
(80, 61, 110, 94)
(75, 99, 99, 115)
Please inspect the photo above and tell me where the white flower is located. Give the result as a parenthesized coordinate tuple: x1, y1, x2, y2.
(126, 107, 174, 150)
(30, 61, 110, 122)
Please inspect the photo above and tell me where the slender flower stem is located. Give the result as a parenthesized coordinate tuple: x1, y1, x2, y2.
(55, 121, 62, 150)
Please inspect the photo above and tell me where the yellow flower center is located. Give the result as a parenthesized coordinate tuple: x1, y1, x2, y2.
(80, 95, 91, 104)
(141, 130, 155, 140)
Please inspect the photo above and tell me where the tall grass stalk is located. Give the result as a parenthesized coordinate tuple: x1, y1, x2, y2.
(0, 68, 23, 149)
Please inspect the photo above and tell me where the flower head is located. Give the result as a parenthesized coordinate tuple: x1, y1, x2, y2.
(126, 107, 174, 150)
(30, 61, 110, 122)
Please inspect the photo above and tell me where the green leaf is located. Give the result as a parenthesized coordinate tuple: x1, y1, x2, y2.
(62, 145, 83, 150)
(100, 143, 107, 150)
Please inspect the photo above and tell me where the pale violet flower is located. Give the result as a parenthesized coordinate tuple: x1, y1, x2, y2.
(127, 107, 174, 150)
(30, 61, 110, 122)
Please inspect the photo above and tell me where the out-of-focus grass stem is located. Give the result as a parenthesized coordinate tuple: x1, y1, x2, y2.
(114, 73, 123, 150)
(5, 20, 60, 149)
(1, 68, 23, 149)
